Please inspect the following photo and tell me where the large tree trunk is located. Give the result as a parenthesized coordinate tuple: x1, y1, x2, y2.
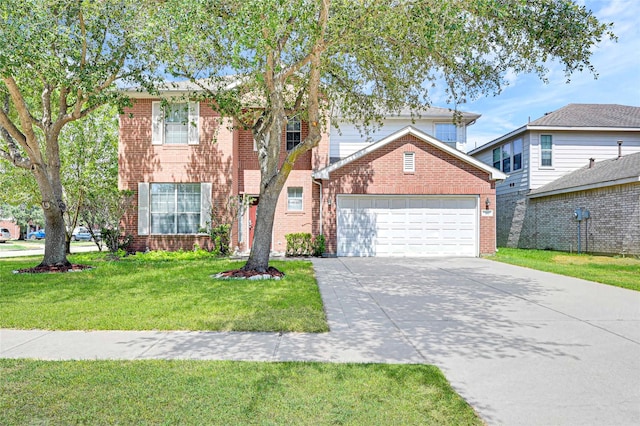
(33, 155, 70, 267)
(242, 103, 286, 272)
(241, 28, 326, 272)
(41, 202, 70, 267)
(243, 188, 280, 272)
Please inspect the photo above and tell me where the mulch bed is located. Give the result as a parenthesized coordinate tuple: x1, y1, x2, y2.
(14, 264, 93, 274)
(216, 266, 285, 279)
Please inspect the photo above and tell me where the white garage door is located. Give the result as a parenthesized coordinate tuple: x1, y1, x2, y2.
(337, 195, 478, 257)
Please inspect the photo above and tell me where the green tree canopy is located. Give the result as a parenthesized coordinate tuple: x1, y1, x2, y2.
(154, 0, 613, 271)
(0, 0, 156, 267)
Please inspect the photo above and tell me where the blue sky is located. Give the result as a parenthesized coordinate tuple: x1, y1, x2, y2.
(460, 0, 640, 152)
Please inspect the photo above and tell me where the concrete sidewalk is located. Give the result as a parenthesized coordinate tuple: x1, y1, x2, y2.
(0, 243, 100, 258)
(2, 257, 639, 425)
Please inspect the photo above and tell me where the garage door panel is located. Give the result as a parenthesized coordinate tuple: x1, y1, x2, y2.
(337, 195, 478, 257)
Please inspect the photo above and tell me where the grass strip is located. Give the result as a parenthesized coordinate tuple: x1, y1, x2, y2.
(492, 248, 640, 291)
(0, 252, 327, 332)
(0, 359, 481, 425)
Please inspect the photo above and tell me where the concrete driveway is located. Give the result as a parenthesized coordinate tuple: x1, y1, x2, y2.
(314, 257, 640, 426)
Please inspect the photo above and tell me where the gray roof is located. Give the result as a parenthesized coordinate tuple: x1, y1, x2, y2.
(468, 103, 640, 155)
(530, 104, 640, 128)
(529, 152, 640, 197)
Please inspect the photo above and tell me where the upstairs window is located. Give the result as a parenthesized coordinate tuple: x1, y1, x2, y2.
(164, 103, 188, 145)
(513, 139, 523, 171)
(492, 147, 501, 169)
(540, 135, 553, 167)
(286, 117, 301, 150)
(152, 101, 200, 145)
(501, 143, 512, 173)
(287, 187, 303, 211)
(435, 123, 457, 143)
(492, 139, 523, 172)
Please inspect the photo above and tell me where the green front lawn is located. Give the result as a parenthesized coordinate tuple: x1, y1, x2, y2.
(0, 359, 482, 425)
(0, 252, 327, 332)
(493, 248, 640, 291)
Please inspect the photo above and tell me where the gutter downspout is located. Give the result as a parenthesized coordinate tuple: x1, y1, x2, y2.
(312, 178, 323, 236)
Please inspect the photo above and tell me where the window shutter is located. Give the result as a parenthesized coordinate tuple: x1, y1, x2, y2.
(403, 152, 415, 172)
(138, 182, 150, 235)
(151, 102, 163, 145)
(188, 101, 200, 145)
(200, 182, 212, 229)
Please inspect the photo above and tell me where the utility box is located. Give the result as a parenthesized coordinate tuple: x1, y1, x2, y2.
(582, 209, 590, 220)
(574, 208, 583, 221)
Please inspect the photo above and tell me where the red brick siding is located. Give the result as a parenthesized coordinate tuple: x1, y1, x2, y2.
(118, 99, 236, 252)
(321, 135, 497, 255)
(236, 120, 318, 251)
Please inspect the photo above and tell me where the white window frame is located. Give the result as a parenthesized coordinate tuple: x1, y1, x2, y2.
(287, 187, 303, 211)
(540, 135, 553, 167)
(150, 183, 201, 234)
(403, 152, 415, 172)
(138, 182, 212, 236)
(435, 123, 458, 143)
(152, 101, 200, 145)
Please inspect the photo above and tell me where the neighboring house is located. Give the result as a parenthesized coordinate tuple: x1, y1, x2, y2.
(0, 219, 20, 240)
(527, 153, 640, 255)
(468, 103, 640, 254)
(119, 84, 505, 257)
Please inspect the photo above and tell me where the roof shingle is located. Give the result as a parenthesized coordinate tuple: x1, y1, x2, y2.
(530, 104, 640, 128)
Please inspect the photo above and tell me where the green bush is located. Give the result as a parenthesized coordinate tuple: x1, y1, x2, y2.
(312, 234, 325, 257)
(210, 224, 231, 256)
(100, 228, 133, 254)
(286, 233, 325, 257)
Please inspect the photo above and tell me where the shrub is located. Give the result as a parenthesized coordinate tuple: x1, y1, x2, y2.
(210, 224, 231, 257)
(101, 228, 133, 254)
(286, 233, 325, 257)
(313, 234, 325, 257)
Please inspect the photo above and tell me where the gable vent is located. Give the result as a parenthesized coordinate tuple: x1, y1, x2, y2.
(403, 152, 415, 172)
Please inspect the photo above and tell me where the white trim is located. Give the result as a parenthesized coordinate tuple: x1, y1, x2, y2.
(528, 176, 640, 198)
(313, 126, 507, 181)
(137, 183, 150, 235)
(200, 182, 212, 228)
(151, 102, 163, 145)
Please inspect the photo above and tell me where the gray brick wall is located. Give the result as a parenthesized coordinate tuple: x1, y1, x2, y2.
(496, 183, 640, 255)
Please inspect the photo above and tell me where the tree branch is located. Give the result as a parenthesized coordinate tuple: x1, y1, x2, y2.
(2, 77, 39, 145)
(79, 8, 87, 69)
(279, 0, 329, 82)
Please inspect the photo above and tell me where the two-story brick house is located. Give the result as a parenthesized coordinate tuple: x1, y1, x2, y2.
(119, 84, 506, 257)
(468, 104, 640, 254)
